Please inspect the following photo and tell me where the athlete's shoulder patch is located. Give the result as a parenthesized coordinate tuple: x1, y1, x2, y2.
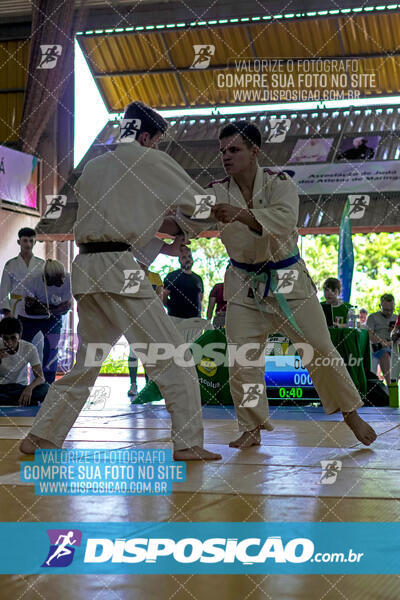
(205, 175, 230, 189)
(263, 168, 288, 180)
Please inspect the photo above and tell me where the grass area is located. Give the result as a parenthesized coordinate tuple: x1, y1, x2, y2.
(99, 356, 145, 375)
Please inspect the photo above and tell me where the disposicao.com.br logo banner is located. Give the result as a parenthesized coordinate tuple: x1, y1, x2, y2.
(0, 522, 399, 574)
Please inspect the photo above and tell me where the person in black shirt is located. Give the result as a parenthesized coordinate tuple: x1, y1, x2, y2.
(337, 137, 375, 161)
(162, 249, 204, 318)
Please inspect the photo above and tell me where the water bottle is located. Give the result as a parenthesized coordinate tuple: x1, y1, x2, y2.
(347, 307, 355, 328)
(353, 305, 360, 329)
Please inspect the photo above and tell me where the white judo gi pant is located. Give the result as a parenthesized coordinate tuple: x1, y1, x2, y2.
(226, 294, 364, 432)
(30, 292, 204, 451)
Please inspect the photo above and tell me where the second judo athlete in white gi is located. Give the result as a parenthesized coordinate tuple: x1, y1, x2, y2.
(175, 121, 377, 448)
(20, 102, 221, 461)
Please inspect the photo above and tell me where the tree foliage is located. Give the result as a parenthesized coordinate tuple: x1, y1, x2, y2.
(153, 232, 400, 317)
(302, 232, 400, 313)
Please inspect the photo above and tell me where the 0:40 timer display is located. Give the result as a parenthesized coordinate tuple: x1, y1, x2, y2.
(278, 387, 303, 398)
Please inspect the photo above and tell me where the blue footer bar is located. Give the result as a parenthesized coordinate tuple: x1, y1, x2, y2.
(0, 522, 398, 574)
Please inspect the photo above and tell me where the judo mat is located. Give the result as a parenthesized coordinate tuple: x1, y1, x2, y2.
(1, 375, 400, 599)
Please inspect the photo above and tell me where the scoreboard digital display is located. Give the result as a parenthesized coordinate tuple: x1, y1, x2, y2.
(265, 355, 318, 400)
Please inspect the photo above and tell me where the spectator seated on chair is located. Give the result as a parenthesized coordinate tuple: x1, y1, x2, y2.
(0, 317, 49, 406)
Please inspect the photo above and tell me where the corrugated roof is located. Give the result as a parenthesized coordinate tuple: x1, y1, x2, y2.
(0, 39, 28, 143)
(78, 10, 400, 110)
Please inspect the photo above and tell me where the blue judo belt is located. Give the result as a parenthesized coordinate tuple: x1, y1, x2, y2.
(230, 250, 302, 334)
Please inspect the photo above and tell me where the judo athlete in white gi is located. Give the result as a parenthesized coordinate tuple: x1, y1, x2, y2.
(176, 121, 377, 448)
(0, 227, 44, 318)
(20, 102, 221, 461)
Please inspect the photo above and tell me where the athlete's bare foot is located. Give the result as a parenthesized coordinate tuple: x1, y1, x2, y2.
(229, 427, 261, 448)
(19, 434, 59, 455)
(173, 446, 222, 461)
(342, 411, 377, 446)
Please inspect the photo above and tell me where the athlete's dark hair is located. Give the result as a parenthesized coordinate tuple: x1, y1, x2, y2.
(323, 277, 341, 293)
(0, 317, 22, 336)
(380, 293, 394, 304)
(18, 227, 36, 239)
(219, 120, 262, 148)
(123, 101, 168, 138)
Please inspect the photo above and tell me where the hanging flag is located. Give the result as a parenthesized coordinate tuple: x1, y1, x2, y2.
(338, 198, 354, 303)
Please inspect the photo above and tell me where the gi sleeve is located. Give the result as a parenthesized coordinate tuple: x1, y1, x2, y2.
(132, 238, 164, 267)
(0, 263, 12, 312)
(154, 152, 217, 240)
(250, 174, 299, 237)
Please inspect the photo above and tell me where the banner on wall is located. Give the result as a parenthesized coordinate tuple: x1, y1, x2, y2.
(289, 137, 334, 163)
(0, 145, 39, 209)
(280, 160, 400, 195)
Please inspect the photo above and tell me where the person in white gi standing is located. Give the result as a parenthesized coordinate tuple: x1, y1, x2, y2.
(20, 101, 221, 461)
(0, 227, 44, 319)
(175, 121, 377, 448)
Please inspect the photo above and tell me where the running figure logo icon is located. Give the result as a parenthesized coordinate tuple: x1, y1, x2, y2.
(119, 119, 142, 143)
(37, 45, 62, 69)
(193, 194, 216, 219)
(83, 385, 111, 410)
(275, 269, 299, 294)
(42, 529, 82, 567)
(267, 119, 291, 143)
(240, 383, 263, 408)
(44, 195, 67, 219)
(190, 45, 215, 69)
(121, 269, 145, 294)
(348, 195, 370, 219)
(320, 460, 342, 484)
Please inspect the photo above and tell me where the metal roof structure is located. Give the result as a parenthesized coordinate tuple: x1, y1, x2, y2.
(76, 4, 400, 111)
(36, 103, 400, 238)
(3, 2, 400, 144)
(0, 39, 28, 143)
(1, 1, 400, 236)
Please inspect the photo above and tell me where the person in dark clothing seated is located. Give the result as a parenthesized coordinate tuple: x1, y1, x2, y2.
(0, 317, 49, 405)
(162, 248, 204, 318)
